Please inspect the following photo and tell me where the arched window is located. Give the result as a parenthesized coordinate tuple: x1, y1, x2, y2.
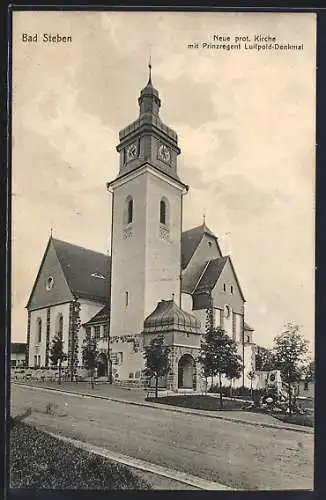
(56, 313, 63, 339)
(124, 196, 133, 225)
(37, 318, 42, 344)
(160, 199, 167, 225)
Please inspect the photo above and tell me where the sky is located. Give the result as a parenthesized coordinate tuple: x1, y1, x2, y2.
(12, 11, 316, 349)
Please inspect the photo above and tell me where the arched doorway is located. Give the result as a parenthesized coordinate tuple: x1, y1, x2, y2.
(97, 353, 108, 377)
(178, 354, 195, 389)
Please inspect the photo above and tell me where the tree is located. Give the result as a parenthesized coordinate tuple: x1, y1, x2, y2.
(49, 335, 67, 385)
(143, 335, 170, 399)
(255, 345, 276, 371)
(272, 323, 309, 415)
(82, 337, 98, 389)
(198, 327, 242, 409)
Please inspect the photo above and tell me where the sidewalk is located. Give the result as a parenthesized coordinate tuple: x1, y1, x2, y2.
(13, 381, 313, 434)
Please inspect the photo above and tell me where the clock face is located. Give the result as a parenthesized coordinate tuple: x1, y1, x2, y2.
(126, 143, 138, 161)
(158, 144, 171, 164)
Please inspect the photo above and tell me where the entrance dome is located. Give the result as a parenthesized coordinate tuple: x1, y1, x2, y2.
(143, 299, 201, 334)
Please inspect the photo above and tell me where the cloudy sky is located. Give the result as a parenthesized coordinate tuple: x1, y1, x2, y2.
(12, 11, 316, 349)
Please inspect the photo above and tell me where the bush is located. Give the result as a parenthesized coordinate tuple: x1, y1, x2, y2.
(208, 385, 263, 402)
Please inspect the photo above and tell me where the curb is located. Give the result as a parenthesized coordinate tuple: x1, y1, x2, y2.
(42, 429, 233, 490)
(14, 383, 313, 435)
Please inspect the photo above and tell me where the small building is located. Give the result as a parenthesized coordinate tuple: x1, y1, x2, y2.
(11, 343, 27, 367)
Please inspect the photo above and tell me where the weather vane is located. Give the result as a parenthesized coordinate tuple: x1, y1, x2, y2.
(148, 43, 152, 84)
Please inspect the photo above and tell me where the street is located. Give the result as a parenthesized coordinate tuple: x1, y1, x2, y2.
(11, 384, 314, 490)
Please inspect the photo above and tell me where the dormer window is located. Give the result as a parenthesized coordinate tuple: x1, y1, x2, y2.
(91, 272, 105, 280)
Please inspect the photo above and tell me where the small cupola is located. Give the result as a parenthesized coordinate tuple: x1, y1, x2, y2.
(138, 61, 161, 117)
(143, 299, 201, 334)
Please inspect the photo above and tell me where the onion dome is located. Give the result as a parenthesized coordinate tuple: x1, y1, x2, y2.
(143, 299, 201, 334)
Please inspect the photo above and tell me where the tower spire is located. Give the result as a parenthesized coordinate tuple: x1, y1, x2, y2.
(148, 55, 152, 85)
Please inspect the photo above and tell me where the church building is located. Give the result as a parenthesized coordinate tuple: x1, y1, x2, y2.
(26, 65, 256, 391)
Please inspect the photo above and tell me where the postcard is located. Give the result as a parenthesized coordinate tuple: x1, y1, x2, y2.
(10, 10, 315, 491)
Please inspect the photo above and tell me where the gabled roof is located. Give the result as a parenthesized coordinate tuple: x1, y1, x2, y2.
(52, 239, 110, 303)
(194, 256, 246, 301)
(11, 343, 26, 354)
(83, 305, 110, 326)
(181, 223, 218, 270)
(194, 256, 228, 293)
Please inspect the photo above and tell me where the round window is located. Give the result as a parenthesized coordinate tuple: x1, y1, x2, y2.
(46, 276, 54, 291)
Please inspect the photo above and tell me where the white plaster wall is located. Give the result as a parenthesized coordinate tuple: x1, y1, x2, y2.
(110, 341, 144, 380)
(110, 168, 183, 338)
(29, 308, 48, 366)
(144, 172, 182, 318)
(11, 353, 26, 365)
(192, 309, 207, 334)
(181, 293, 193, 313)
(110, 172, 147, 337)
(78, 299, 105, 326)
(78, 299, 105, 365)
(234, 313, 243, 343)
(49, 302, 71, 364)
(222, 306, 233, 338)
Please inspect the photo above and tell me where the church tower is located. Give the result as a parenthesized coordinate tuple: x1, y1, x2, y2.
(107, 64, 188, 338)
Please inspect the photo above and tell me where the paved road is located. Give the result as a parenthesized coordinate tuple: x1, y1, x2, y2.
(11, 384, 313, 491)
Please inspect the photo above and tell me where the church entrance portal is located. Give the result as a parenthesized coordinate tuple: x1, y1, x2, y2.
(178, 354, 195, 389)
(97, 353, 108, 378)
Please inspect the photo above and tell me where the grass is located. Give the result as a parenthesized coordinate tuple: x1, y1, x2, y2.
(272, 413, 314, 428)
(10, 421, 151, 489)
(147, 395, 314, 427)
(146, 394, 245, 411)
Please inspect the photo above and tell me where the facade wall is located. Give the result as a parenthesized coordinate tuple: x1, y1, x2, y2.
(110, 340, 144, 381)
(110, 168, 183, 339)
(211, 259, 244, 315)
(181, 293, 193, 313)
(144, 172, 183, 316)
(110, 171, 147, 337)
(28, 307, 48, 367)
(28, 302, 71, 367)
(172, 331, 201, 349)
(49, 302, 71, 364)
(78, 299, 106, 364)
(192, 309, 207, 334)
(11, 353, 26, 366)
(28, 241, 73, 311)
